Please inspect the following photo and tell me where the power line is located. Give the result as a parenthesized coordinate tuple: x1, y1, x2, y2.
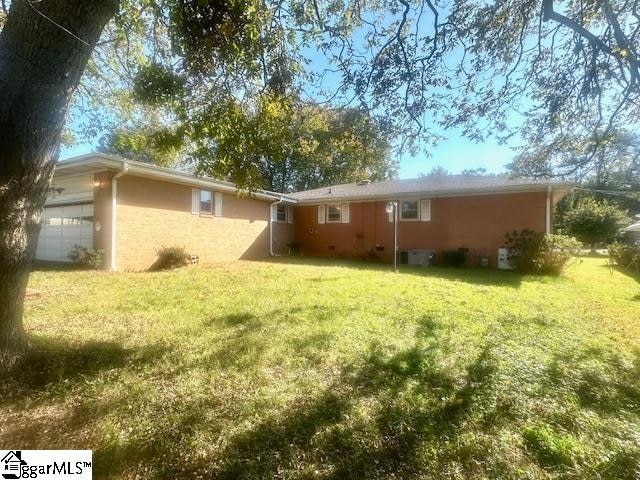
(25, 0, 90, 47)
(573, 187, 640, 198)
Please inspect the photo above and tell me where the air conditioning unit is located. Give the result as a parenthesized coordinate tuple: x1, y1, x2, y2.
(407, 249, 436, 266)
(497, 248, 513, 270)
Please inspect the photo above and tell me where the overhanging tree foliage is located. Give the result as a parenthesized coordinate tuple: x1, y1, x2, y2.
(75, 0, 640, 178)
(1, 0, 639, 371)
(195, 98, 395, 192)
(98, 99, 396, 191)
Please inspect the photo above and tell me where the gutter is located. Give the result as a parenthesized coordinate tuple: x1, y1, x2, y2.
(58, 153, 297, 203)
(292, 183, 574, 205)
(110, 162, 129, 271)
(269, 196, 289, 257)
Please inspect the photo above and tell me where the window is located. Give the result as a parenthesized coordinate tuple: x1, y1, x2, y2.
(192, 189, 222, 216)
(200, 190, 213, 214)
(327, 204, 341, 223)
(400, 200, 419, 220)
(272, 204, 292, 223)
(319, 204, 349, 224)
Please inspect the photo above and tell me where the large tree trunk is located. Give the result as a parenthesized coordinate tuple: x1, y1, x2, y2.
(0, 0, 118, 373)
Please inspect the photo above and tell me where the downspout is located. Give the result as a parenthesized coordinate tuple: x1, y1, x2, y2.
(269, 196, 288, 256)
(110, 162, 129, 271)
(545, 186, 552, 234)
(394, 200, 398, 271)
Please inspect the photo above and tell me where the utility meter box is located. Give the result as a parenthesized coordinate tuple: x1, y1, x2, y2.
(497, 248, 513, 270)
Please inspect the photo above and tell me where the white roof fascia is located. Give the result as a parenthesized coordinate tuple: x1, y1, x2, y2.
(292, 184, 574, 205)
(56, 154, 297, 203)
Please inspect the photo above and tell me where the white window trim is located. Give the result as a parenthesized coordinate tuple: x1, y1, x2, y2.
(192, 188, 221, 217)
(420, 198, 431, 222)
(326, 203, 342, 223)
(272, 203, 293, 223)
(341, 203, 350, 224)
(318, 205, 325, 224)
(191, 188, 200, 215)
(214, 192, 223, 217)
(399, 199, 420, 221)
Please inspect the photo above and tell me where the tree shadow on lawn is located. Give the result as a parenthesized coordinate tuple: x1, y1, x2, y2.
(544, 345, 640, 416)
(259, 256, 525, 288)
(401, 265, 524, 288)
(203, 311, 263, 330)
(92, 316, 511, 479)
(31, 260, 92, 272)
(203, 338, 640, 480)
(0, 336, 172, 451)
(153, 347, 500, 479)
(0, 336, 171, 404)
(7, 315, 639, 478)
(89, 312, 640, 479)
(535, 346, 640, 478)
(196, 311, 268, 370)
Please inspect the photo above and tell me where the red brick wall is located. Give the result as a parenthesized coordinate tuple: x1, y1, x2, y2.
(293, 192, 548, 266)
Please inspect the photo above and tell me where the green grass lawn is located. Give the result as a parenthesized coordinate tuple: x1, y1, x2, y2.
(2, 257, 639, 479)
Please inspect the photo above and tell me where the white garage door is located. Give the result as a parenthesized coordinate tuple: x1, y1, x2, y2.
(36, 204, 94, 262)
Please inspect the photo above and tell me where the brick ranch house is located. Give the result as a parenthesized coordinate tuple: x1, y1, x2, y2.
(37, 154, 572, 270)
(38, 154, 296, 270)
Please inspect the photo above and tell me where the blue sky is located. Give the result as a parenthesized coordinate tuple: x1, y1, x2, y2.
(396, 133, 514, 177)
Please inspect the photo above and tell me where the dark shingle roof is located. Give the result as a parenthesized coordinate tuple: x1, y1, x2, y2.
(290, 175, 572, 203)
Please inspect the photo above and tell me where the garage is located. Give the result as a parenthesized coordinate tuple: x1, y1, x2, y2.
(36, 203, 94, 262)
